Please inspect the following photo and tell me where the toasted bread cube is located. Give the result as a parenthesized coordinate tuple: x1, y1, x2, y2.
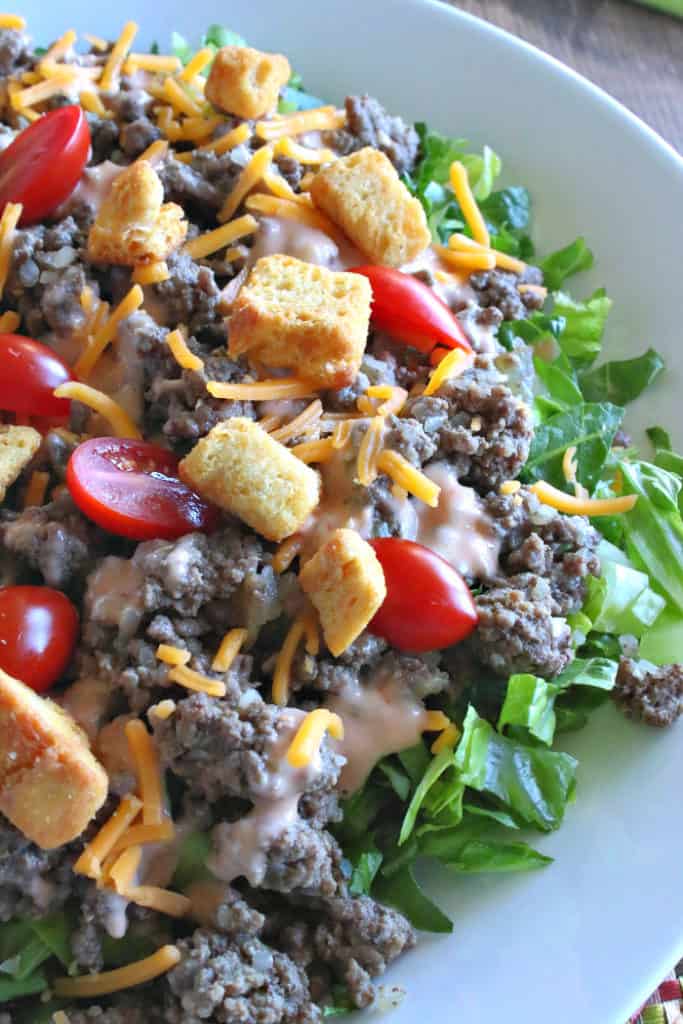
(0, 425, 41, 502)
(229, 255, 371, 388)
(88, 161, 187, 266)
(205, 45, 291, 120)
(299, 528, 386, 656)
(179, 417, 320, 542)
(310, 147, 430, 266)
(0, 668, 108, 849)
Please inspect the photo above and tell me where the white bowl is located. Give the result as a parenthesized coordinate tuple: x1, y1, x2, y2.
(19, 1, 683, 1021)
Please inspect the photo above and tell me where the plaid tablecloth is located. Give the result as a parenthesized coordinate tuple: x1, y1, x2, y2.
(630, 962, 683, 1022)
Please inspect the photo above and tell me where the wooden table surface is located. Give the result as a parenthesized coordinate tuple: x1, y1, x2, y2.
(449, 0, 683, 153)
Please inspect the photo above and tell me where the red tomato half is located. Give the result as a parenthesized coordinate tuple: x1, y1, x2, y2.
(350, 265, 471, 355)
(66, 437, 220, 541)
(369, 538, 478, 653)
(0, 334, 73, 417)
(0, 106, 91, 224)
(0, 586, 79, 692)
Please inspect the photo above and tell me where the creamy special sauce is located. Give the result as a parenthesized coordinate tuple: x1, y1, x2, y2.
(85, 556, 145, 639)
(59, 677, 112, 742)
(299, 446, 375, 559)
(208, 706, 324, 886)
(414, 463, 500, 579)
(248, 216, 363, 271)
(56, 160, 124, 219)
(327, 675, 428, 794)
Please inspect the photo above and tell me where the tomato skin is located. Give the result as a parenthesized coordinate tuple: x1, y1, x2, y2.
(0, 334, 73, 417)
(66, 437, 220, 541)
(369, 538, 478, 653)
(349, 265, 471, 355)
(0, 106, 91, 225)
(0, 586, 79, 692)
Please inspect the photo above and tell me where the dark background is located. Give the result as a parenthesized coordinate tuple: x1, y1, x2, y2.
(448, 0, 683, 152)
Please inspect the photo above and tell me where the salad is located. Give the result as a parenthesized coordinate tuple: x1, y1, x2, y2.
(0, 14, 680, 1024)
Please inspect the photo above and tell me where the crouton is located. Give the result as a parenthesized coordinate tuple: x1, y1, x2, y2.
(229, 255, 371, 388)
(299, 528, 386, 656)
(310, 147, 431, 266)
(0, 668, 108, 849)
(205, 45, 291, 120)
(0, 425, 41, 502)
(179, 417, 320, 542)
(88, 161, 187, 266)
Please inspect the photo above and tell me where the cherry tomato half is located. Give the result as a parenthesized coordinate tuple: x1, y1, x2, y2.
(0, 585, 79, 692)
(0, 334, 73, 417)
(349, 265, 471, 355)
(0, 106, 91, 225)
(369, 538, 478, 653)
(66, 437, 220, 541)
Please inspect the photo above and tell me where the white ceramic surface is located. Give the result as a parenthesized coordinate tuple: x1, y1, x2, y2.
(17, 1, 683, 1020)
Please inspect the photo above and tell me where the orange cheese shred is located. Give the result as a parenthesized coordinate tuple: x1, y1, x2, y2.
(179, 47, 214, 81)
(376, 449, 441, 507)
(206, 378, 317, 401)
(449, 161, 490, 247)
(0, 310, 20, 333)
(108, 821, 175, 858)
(423, 710, 451, 732)
(286, 709, 344, 769)
(244, 192, 341, 240)
(436, 244, 495, 272)
(99, 21, 138, 92)
(255, 106, 345, 141)
(54, 945, 181, 998)
(356, 416, 384, 486)
(270, 399, 322, 444)
(124, 720, 164, 825)
(166, 329, 204, 373)
(0, 201, 22, 300)
(290, 437, 336, 465)
(155, 644, 190, 667)
(23, 470, 49, 508)
(167, 664, 227, 698)
(132, 260, 169, 285)
(530, 480, 638, 516)
(135, 138, 169, 165)
(272, 616, 310, 706)
(74, 284, 143, 378)
(107, 844, 142, 894)
(431, 722, 461, 755)
(212, 627, 248, 673)
(73, 793, 143, 879)
(272, 535, 303, 574)
(184, 213, 258, 260)
(218, 144, 274, 223)
(423, 347, 472, 397)
(274, 136, 336, 165)
(447, 232, 526, 275)
(53, 382, 141, 439)
(125, 886, 191, 917)
(0, 14, 26, 29)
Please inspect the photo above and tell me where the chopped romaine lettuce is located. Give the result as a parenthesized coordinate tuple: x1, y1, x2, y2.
(345, 838, 384, 896)
(398, 748, 456, 844)
(540, 237, 594, 290)
(639, 607, 683, 665)
(460, 145, 501, 200)
(171, 24, 245, 71)
(374, 864, 453, 933)
(552, 288, 612, 365)
(522, 401, 623, 490)
(578, 348, 664, 405)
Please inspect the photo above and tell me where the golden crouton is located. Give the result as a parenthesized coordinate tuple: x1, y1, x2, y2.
(179, 417, 320, 542)
(88, 161, 187, 266)
(310, 147, 431, 266)
(299, 528, 386, 656)
(0, 425, 41, 502)
(0, 668, 108, 849)
(205, 45, 291, 120)
(229, 255, 371, 388)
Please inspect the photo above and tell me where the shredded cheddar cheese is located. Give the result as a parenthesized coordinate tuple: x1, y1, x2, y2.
(53, 382, 141, 439)
(447, 232, 526, 275)
(258, 413, 283, 432)
(163, 75, 203, 117)
(125, 886, 191, 918)
(52, 1012, 70, 1024)
(167, 664, 227, 698)
(431, 722, 461, 754)
(218, 144, 274, 222)
(123, 53, 181, 74)
(244, 192, 340, 239)
(207, 378, 317, 401)
(212, 627, 248, 673)
(147, 699, 177, 722)
(125, 720, 164, 825)
(332, 419, 353, 449)
(132, 260, 170, 285)
(275, 136, 336, 165)
(74, 284, 143, 378)
(184, 120, 251, 160)
(0, 310, 20, 332)
(99, 21, 138, 92)
(366, 384, 409, 417)
(376, 449, 441, 507)
(0, 201, 22, 300)
(79, 90, 110, 118)
(108, 821, 175, 858)
(530, 480, 638, 516)
(108, 844, 142, 894)
(84, 32, 108, 51)
(299, 170, 316, 191)
(54, 945, 181, 998)
(262, 167, 305, 202)
(255, 106, 345, 141)
(166, 328, 204, 373)
(179, 46, 214, 81)
(23, 470, 49, 508)
(271, 399, 322, 444)
(272, 615, 309, 705)
(184, 213, 258, 260)
(436, 244, 495, 272)
(291, 437, 336, 464)
(449, 161, 490, 247)
(424, 710, 451, 732)
(73, 793, 143, 880)
(423, 347, 472, 397)
(155, 643, 191, 667)
(273, 535, 302, 574)
(286, 709, 344, 768)
(562, 445, 578, 485)
(500, 480, 521, 496)
(518, 283, 548, 300)
(135, 138, 169, 165)
(356, 416, 384, 486)
(0, 14, 25, 29)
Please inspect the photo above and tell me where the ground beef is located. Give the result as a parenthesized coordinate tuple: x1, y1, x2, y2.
(86, 113, 121, 164)
(274, 154, 304, 190)
(107, 79, 155, 122)
(0, 816, 77, 921)
(206, 885, 266, 937)
(469, 265, 545, 321)
(0, 28, 31, 76)
(405, 354, 533, 491)
(324, 95, 419, 175)
(64, 1006, 154, 1024)
(159, 140, 256, 222)
(165, 928, 320, 1023)
(149, 249, 225, 337)
(6, 215, 91, 336)
(472, 573, 572, 678)
(154, 694, 343, 807)
(2, 491, 108, 590)
(612, 658, 683, 727)
(119, 117, 161, 158)
(484, 487, 601, 613)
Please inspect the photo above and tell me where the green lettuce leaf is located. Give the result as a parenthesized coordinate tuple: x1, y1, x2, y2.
(420, 821, 551, 873)
(345, 837, 384, 896)
(454, 707, 577, 831)
(553, 288, 612, 364)
(522, 401, 623, 490)
(498, 310, 566, 351)
(639, 607, 683, 665)
(540, 238, 594, 290)
(583, 562, 666, 637)
(0, 970, 47, 1001)
(398, 749, 456, 844)
(172, 831, 213, 889)
(533, 352, 583, 413)
(460, 145, 502, 200)
(647, 425, 672, 451)
(578, 348, 664, 405)
(171, 25, 245, 69)
(374, 864, 453, 933)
